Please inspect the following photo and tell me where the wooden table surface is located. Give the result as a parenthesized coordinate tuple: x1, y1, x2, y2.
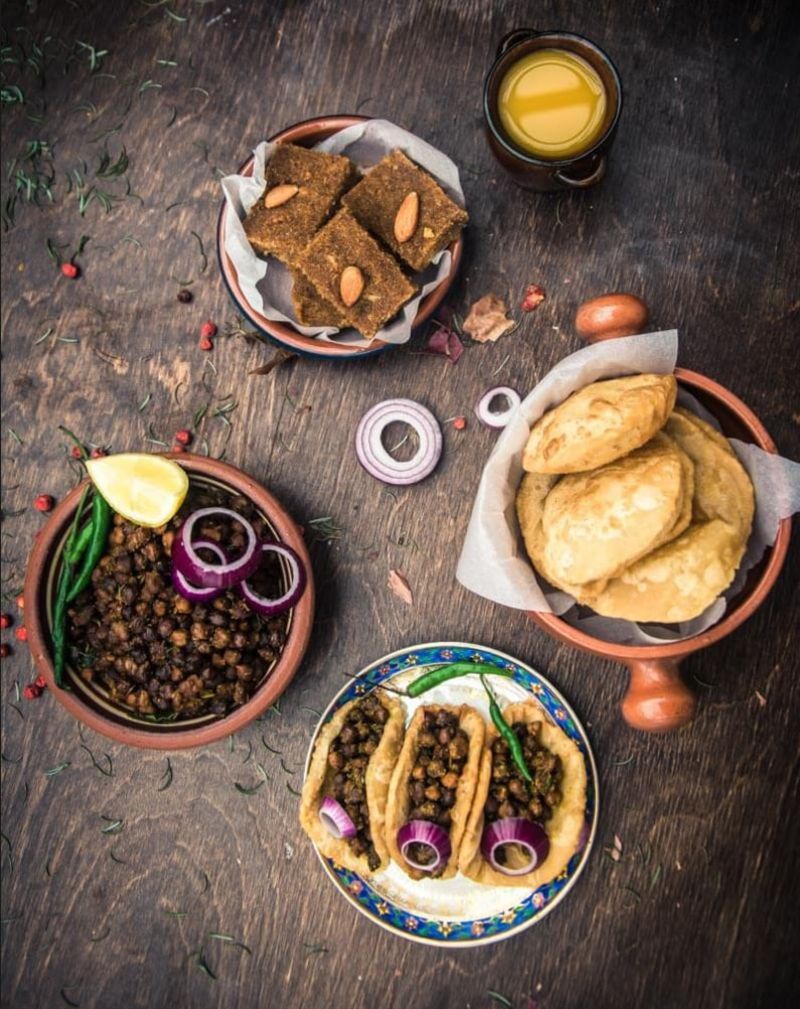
(2, 1, 798, 1007)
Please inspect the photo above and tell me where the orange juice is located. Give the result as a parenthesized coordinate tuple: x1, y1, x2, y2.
(498, 49, 607, 160)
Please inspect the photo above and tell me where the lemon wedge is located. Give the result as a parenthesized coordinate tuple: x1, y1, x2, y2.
(86, 453, 189, 528)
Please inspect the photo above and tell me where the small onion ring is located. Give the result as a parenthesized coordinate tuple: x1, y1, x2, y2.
(237, 541, 307, 617)
(355, 398, 443, 486)
(480, 817, 550, 875)
(172, 507, 261, 589)
(171, 540, 228, 602)
(475, 386, 522, 430)
(319, 796, 357, 840)
(397, 819, 452, 873)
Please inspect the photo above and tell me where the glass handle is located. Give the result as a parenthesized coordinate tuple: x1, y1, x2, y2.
(555, 155, 607, 190)
(496, 29, 539, 58)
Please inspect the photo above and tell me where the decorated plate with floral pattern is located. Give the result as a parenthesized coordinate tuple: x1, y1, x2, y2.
(302, 641, 598, 947)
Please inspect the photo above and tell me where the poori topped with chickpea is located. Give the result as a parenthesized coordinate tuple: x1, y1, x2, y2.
(385, 704, 485, 880)
(299, 689, 405, 875)
(460, 700, 587, 889)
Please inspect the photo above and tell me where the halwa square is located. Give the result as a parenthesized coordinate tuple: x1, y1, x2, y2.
(290, 269, 347, 329)
(342, 149, 467, 272)
(296, 209, 416, 339)
(242, 144, 355, 265)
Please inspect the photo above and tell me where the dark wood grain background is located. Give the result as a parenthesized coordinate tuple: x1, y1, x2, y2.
(1, 1, 798, 1007)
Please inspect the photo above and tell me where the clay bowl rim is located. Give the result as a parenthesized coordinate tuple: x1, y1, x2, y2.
(23, 453, 315, 750)
(216, 114, 464, 361)
(529, 367, 792, 660)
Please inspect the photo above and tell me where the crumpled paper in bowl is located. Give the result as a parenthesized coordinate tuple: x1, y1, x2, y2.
(220, 119, 466, 349)
(456, 330, 800, 645)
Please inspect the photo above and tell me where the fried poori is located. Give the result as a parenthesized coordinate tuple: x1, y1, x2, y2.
(523, 373, 677, 475)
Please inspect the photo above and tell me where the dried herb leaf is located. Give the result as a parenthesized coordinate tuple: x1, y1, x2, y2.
(463, 294, 516, 343)
(387, 569, 413, 605)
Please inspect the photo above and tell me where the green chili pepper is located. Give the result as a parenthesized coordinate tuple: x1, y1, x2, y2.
(65, 520, 94, 565)
(480, 674, 532, 783)
(66, 491, 112, 603)
(52, 487, 92, 687)
(407, 662, 515, 698)
(52, 561, 73, 687)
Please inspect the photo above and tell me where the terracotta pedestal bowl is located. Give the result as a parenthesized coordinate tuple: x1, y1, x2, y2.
(529, 368, 791, 733)
(24, 454, 315, 749)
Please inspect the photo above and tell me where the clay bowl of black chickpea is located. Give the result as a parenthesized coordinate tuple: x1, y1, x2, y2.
(24, 453, 314, 749)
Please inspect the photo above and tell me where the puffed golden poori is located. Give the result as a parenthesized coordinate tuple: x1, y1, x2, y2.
(665, 409, 754, 538)
(538, 433, 692, 585)
(515, 381, 756, 624)
(579, 518, 746, 623)
(523, 373, 677, 475)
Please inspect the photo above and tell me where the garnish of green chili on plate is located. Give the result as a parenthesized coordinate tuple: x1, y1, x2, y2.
(406, 661, 516, 697)
(480, 675, 532, 783)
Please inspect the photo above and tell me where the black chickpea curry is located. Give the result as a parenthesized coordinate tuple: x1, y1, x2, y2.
(301, 692, 587, 889)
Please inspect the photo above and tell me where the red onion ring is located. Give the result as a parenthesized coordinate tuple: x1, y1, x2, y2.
(480, 817, 550, 875)
(237, 541, 307, 617)
(397, 819, 452, 873)
(475, 387, 522, 429)
(171, 540, 228, 602)
(319, 796, 357, 840)
(355, 399, 442, 485)
(172, 507, 260, 589)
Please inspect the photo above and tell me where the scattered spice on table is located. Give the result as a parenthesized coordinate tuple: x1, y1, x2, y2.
(520, 284, 546, 312)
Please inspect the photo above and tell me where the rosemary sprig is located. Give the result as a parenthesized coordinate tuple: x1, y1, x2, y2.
(158, 757, 173, 791)
(80, 743, 114, 777)
(75, 41, 109, 73)
(303, 942, 329, 956)
(193, 949, 216, 979)
(487, 991, 513, 1009)
(307, 516, 342, 543)
(44, 761, 71, 776)
(190, 230, 207, 272)
(208, 932, 251, 955)
(234, 762, 270, 795)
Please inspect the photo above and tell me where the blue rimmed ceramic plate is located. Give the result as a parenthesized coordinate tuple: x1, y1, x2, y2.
(303, 641, 598, 947)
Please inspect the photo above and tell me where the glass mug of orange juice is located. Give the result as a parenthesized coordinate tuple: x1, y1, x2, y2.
(484, 30, 622, 191)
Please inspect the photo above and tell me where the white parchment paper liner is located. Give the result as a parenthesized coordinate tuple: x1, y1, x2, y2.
(220, 119, 465, 349)
(456, 331, 800, 645)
